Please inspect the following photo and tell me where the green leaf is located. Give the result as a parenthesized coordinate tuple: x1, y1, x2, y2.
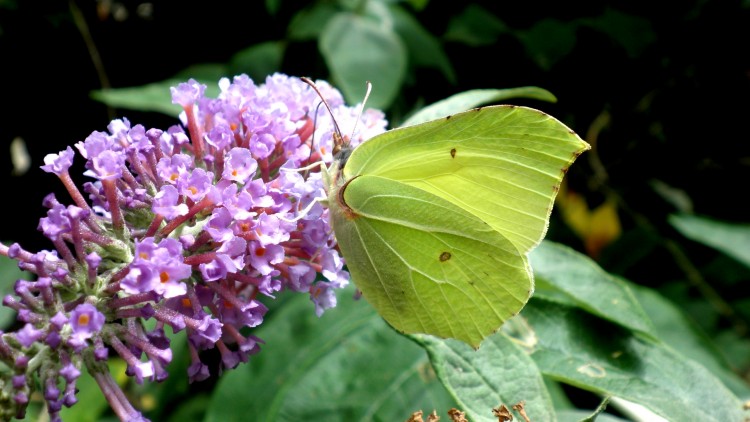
(525, 299, 746, 421)
(229, 41, 285, 82)
(287, 3, 338, 40)
(58, 359, 127, 422)
(581, 8, 655, 58)
(668, 213, 750, 268)
(165, 394, 211, 422)
(405, 0, 429, 11)
(401, 87, 558, 127)
(633, 284, 750, 399)
(414, 333, 555, 422)
(530, 241, 658, 339)
(265, 0, 281, 16)
(389, 4, 455, 83)
(319, 12, 407, 109)
(91, 81, 182, 115)
(139, 319, 194, 420)
(1, 243, 31, 328)
(574, 396, 615, 422)
(444, 4, 507, 46)
(204, 286, 455, 422)
(649, 179, 693, 214)
(517, 18, 576, 70)
(90, 64, 227, 116)
(544, 376, 574, 410)
(557, 409, 628, 422)
(713, 330, 750, 381)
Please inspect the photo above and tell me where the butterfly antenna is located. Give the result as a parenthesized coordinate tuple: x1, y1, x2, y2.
(349, 81, 372, 142)
(301, 77, 348, 156)
(301, 101, 326, 178)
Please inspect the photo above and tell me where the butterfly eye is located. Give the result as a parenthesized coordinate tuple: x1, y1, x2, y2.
(332, 132, 345, 156)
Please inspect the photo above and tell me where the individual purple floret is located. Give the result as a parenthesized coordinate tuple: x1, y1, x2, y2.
(0, 73, 387, 421)
(68, 303, 106, 350)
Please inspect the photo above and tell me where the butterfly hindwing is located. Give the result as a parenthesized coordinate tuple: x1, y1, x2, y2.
(330, 175, 532, 347)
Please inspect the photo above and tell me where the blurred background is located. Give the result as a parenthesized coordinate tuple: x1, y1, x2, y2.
(1, 0, 749, 418)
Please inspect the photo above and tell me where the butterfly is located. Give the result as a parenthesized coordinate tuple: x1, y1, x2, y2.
(304, 78, 590, 348)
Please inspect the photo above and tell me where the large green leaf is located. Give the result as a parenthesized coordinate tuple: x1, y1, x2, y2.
(530, 241, 657, 339)
(669, 213, 750, 268)
(402, 87, 557, 127)
(90, 64, 226, 116)
(229, 41, 285, 82)
(389, 4, 455, 83)
(287, 3, 338, 40)
(204, 286, 455, 422)
(444, 4, 508, 46)
(581, 8, 655, 58)
(525, 298, 746, 421)
(413, 333, 555, 422)
(632, 283, 750, 399)
(517, 18, 576, 70)
(319, 12, 407, 109)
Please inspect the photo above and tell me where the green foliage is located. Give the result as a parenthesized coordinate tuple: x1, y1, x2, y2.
(531, 242, 656, 338)
(0, 243, 29, 328)
(191, 242, 745, 421)
(90, 64, 227, 116)
(92, 0, 456, 113)
(414, 333, 556, 422)
(58, 360, 126, 422)
(444, 5, 654, 70)
(402, 87, 558, 126)
(319, 11, 407, 109)
(526, 296, 743, 421)
(669, 213, 750, 268)
(204, 287, 455, 422)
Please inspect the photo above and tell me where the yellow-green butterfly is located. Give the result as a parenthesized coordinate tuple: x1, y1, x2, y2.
(308, 79, 590, 348)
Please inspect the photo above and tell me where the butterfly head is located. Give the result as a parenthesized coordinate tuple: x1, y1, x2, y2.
(301, 76, 372, 170)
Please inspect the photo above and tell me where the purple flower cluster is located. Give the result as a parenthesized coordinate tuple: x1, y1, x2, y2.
(0, 73, 388, 421)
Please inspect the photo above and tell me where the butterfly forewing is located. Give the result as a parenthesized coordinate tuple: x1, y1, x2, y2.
(343, 105, 590, 255)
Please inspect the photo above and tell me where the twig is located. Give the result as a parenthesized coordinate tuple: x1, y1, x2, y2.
(69, 0, 115, 120)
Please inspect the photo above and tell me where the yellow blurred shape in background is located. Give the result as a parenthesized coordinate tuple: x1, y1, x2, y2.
(556, 181, 621, 260)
